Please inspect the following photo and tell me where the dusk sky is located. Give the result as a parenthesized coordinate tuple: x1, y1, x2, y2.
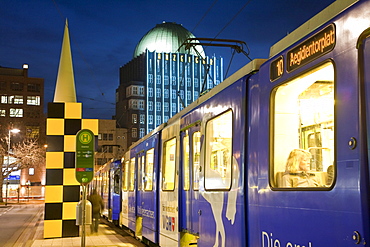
(1, 0, 335, 119)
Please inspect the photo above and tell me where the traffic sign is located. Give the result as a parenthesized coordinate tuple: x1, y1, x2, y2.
(75, 129, 95, 184)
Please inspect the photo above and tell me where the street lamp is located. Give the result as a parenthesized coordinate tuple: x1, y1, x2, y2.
(5, 128, 20, 206)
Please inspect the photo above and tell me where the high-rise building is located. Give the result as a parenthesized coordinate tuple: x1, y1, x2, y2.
(0, 64, 46, 197)
(116, 22, 223, 145)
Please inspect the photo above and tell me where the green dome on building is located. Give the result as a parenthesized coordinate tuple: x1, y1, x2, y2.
(134, 22, 205, 58)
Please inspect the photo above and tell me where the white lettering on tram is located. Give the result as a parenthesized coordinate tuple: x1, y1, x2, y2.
(262, 231, 312, 247)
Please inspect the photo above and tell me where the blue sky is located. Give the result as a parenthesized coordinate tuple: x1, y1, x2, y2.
(1, 0, 335, 119)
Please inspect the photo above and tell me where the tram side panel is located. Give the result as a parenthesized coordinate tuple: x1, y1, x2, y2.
(248, 2, 370, 245)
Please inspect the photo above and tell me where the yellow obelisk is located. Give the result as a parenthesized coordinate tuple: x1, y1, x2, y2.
(53, 19, 77, 103)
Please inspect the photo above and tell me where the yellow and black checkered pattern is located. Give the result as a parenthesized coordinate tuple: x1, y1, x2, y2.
(44, 102, 98, 238)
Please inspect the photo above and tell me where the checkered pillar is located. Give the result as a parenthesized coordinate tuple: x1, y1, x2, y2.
(44, 102, 98, 238)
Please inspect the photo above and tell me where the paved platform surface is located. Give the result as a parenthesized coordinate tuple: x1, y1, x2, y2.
(1, 200, 146, 247)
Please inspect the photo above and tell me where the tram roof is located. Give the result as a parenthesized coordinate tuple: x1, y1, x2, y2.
(269, 0, 358, 58)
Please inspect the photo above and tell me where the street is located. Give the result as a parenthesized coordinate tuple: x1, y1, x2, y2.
(0, 202, 43, 247)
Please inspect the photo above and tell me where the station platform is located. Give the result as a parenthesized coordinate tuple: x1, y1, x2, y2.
(1, 200, 146, 247)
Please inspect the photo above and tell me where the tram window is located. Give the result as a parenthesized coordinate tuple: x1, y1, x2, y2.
(138, 155, 144, 191)
(113, 170, 120, 194)
(144, 148, 154, 191)
(193, 131, 201, 191)
(162, 138, 176, 191)
(205, 110, 232, 190)
(123, 160, 129, 191)
(129, 157, 135, 191)
(183, 133, 190, 191)
(272, 62, 335, 189)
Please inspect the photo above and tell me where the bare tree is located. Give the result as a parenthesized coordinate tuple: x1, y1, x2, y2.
(0, 138, 45, 203)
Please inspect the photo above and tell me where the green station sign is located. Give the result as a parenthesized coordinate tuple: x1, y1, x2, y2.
(75, 129, 94, 184)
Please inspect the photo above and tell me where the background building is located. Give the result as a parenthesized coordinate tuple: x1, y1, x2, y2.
(0, 64, 46, 198)
(115, 22, 223, 145)
(95, 119, 127, 167)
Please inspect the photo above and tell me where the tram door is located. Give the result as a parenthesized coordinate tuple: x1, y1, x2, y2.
(180, 125, 201, 243)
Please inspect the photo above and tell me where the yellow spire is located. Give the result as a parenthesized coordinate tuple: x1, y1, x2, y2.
(53, 19, 77, 102)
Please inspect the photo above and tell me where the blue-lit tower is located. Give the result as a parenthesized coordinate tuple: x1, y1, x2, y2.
(116, 22, 223, 145)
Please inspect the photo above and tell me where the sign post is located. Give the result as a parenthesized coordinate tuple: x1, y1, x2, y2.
(75, 129, 94, 247)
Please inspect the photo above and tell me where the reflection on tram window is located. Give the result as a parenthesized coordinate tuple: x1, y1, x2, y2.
(162, 138, 176, 191)
(272, 62, 335, 189)
(205, 110, 232, 190)
(145, 148, 154, 191)
(123, 160, 129, 191)
(183, 133, 190, 191)
(129, 158, 135, 191)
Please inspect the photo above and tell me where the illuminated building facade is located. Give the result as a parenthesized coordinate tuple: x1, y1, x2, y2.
(0, 64, 46, 197)
(116, 22, 223, 145)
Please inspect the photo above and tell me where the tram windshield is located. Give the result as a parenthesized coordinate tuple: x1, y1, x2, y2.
(272, 62, 335, 189)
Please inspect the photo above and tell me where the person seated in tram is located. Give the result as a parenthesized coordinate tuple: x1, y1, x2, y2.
(282, 149, 320, 187)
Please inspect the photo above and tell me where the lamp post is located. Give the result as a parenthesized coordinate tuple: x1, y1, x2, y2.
(5, 128, 20, 206)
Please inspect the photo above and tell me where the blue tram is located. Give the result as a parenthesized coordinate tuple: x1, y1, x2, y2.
(95, 0, 370, 246)
(93, 159, 121, 225)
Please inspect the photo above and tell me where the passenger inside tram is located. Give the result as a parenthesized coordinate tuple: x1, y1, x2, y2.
(282, 149, 321, 187)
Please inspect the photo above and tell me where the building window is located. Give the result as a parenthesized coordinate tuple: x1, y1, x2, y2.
(179, 90, 184, 99)
(29, 168, 35, 175)
(172, 103, 177, 113)
(156, 75, 161, 84)
(164, 89, 169, 98)
(132, 86, 138, 95)
(148, 88, 153, 97)
(138, 100, 145, 110)
(139, 128, 145, 138)
(172, 76, 177, 85)
(187, 91, 191, 101)
(27, 96, 40, 105)
(11, 82, 24, 91)
(140, 114, 145, 124)
(10, 108, 23, 117)
(156, 88, 161, 98)
(148, 101, 153, 111)
(148, 74, 154, 84)
(10, 95, 23, 104)
(156, 102, 161, 111)
(164, 102, 169, 112)
(139, 87, 145, 96)
(164, 75, 169, 85)
(164, 116, 169, 122)
(27, 83, 40, 92)
(132, 114, 137, 124)
(194, 92, 199, 100)
(148, 115, 153, 124)
(187, 78, 191, 87)
(102, 133, 113, 141)
(156, 116, 161, 125)
(132, 128, 137, 138)
(0, 109, 5, 117)
(129, 99, 138, 109)
(1, 95, 7, 104)
(194, 78, 198, 88)
(172, 90, 177, 99)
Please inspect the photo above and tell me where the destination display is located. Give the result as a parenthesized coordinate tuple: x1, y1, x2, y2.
(287, 24, 335, 72)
